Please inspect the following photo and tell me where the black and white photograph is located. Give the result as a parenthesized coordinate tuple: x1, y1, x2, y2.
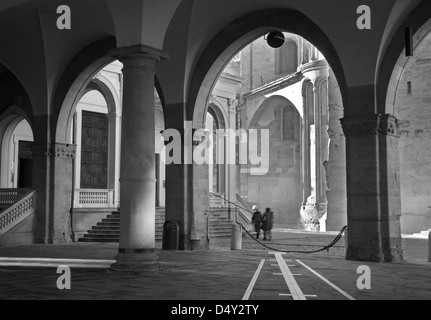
(0, 0, 430, 306)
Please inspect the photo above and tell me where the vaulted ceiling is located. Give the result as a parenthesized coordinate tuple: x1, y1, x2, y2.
(0, 0, 425, 116)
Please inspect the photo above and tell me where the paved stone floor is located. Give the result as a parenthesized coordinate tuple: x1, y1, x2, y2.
(0, 232, 430, 301)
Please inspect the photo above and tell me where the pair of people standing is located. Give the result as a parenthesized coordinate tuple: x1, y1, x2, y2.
(251, 206, 274, 241)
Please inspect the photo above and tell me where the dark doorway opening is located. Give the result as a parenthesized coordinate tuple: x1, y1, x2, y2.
(18, 140, 33, 189)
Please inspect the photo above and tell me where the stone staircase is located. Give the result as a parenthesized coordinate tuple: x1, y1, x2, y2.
(78, 207, 234, 243)
(79, 208, 165, 243)
(208, 208, 232, 239)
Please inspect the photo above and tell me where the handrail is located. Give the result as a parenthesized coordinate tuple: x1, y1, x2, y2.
(0, 190, 36, 237)
(0, 188, 30, 208)
(209, 192, 253, 225)
(236, 194, 253, 223)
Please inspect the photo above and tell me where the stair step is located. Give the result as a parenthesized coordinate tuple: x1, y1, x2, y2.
(79, 238, 120, 243)
(101, 220, 120, 224)
(83, 233, 120, 239)
(92, 225, 120, 229)
(78, 209, 234, 243)
(88, 229, 119, 235)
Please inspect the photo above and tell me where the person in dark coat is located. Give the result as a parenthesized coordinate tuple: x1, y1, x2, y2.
(261, 208, 274, 241)
(251, 205, 263, 239)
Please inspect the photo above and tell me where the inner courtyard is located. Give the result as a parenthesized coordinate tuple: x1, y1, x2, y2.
(0, 0, 430, 301)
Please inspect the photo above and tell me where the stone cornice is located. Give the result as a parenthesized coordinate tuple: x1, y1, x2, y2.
(244, 72, 304, 100)
(340, 114, 400, 137)
(298, 59, 329, 74)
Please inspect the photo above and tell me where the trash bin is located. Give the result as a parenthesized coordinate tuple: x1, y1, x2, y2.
(163, 221, 180, 250)
(231, 223, 242, 250)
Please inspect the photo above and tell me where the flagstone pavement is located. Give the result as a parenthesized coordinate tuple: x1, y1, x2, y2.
(0, 232, 430, 301)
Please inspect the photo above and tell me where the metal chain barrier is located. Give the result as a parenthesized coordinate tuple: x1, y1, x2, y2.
(238, 222, 347, 254)
(210, 192, 348, 254)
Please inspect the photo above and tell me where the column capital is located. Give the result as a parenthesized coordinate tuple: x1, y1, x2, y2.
(109, 44, 169, 61)
(340, 114, 400, 137)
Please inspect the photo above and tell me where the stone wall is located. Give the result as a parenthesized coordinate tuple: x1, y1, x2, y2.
(237, 36, 347, 230)
(239, 34, 299, 94)
(239, 95, 301, 227)
(395, 35, 431, 234)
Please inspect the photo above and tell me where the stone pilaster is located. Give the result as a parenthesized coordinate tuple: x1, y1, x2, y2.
(163, 122, 210, 251)
(341, 114, 403, 262)
(33, 141, 76, 244)
(164, 123, 193, 250)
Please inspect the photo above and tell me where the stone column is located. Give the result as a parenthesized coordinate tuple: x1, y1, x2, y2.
(227, 99, 237, 219)
(107, 111, 121, 207)
(302, 83, 313, 205)
(341, 114, 403, 262)
(326, 70, 347, 231)
(73, 111, 82, 194)
(314, 85, 322, 206)
(109, 45, 168, 272)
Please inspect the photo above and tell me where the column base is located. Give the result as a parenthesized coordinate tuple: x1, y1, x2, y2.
(189, 239, 210, 250)
(110, 249, 160, 274)
(326, 216, 348, 232)
(178, 238, 210, 250)
(34, 235, 73, 244)
(346, 245, 404, 263)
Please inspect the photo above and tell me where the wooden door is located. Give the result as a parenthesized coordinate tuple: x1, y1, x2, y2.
(80, 111, 108, 189)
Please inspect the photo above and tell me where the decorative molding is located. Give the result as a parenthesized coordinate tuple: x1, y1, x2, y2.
(379, 114, 400, 137)
(340, 114, 400, 137)
(52, 143, 77, 159)
(33, 143, 77, 159)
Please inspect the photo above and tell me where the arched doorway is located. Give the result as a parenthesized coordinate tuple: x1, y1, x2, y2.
(0, 115, 34, 189)
(206, 102, 228, 205)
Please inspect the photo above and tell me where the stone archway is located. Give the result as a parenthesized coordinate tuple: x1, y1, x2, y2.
(384, 17, 431, 236)
(189, 8, 347, 130)
(54, 38, 117, 145)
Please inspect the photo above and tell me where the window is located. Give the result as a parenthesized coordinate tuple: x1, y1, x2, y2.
(275, 40, 298, 75)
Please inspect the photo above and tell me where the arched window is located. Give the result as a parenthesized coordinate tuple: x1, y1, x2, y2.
(282, 105, 300, 141)
(276, 40, 298, 75)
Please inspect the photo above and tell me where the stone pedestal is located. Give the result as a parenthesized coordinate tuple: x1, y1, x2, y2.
(341, 114, 403, 262)
(109, 45, 168, 272)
